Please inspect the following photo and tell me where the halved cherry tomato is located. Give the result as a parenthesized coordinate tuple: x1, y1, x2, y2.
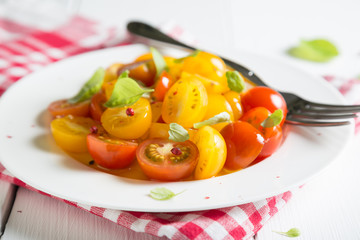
(136, 138, 199, 181)
(90, 92, 107, 122)
(193, 126, 227, 180)
(48, 99, 90, 118)
(241, 107, 283, 161)
(50, 116, 97, 153)
(87, 133, 138, 169)
(101, 98, 152, 140)
(150, 101, 163, 123)
(224, 91, 244, 120)
(128, 53, 156, 86)
(241, 86, 287, 126)
(162, 77, 208, 127)
(220, 121, 264, 170)
(180, 72, 228, 94)
(152, 71, 174, 102)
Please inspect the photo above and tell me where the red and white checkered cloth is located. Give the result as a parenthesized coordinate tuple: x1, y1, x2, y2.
(0, 16, 360, 240)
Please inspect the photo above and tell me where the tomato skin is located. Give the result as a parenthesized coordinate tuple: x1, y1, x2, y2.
(224, 91, 243, 120)
(136, 139, 199, 181)
(193, 126, 227, 180)
(148, 123, 198, 141)
(220, 121, 264, 170)
(203, 94, 234, 131)
(87, 133, 138, 169)
(101, 98, 152, 140)
(152, 71, 174, 102)
(241, 86, 287, 125)
(50, 116, 97, 153)
(128, 53, 156, 86)
(241, 107, 283, 161)
(48, 99, 90, 118)
(90, 92, 107, 122)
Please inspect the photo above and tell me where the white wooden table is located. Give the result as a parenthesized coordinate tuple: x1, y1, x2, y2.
(1, 0, 360, 239)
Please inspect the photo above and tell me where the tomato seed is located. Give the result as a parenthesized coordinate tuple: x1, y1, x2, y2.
(126, 108, 135, 116)
(171, 147, 182, 155)
(90, 126, 98, 134)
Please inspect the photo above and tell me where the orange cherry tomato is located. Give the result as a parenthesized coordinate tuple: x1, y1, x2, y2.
(87, 133, 138, 169)
(90, 92, 107, 122)
(152, 71, 174, 102)
(48, 99, 90, 118)
(241, 86, 287, 126)
(136, 138, 199, 181)
(150, 101, 163, 123)
(224, 91, 244, 120)
(241, 107, 283, 161)
(220, 121, 264, 170)
(101, 98, 152, 140)
(128, 53, 156, 87)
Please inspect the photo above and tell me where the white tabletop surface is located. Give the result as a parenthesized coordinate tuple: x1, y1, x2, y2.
(1, 0, 360, 239)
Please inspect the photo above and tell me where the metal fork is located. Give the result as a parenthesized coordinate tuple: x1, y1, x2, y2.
(127, 21, 360, 126)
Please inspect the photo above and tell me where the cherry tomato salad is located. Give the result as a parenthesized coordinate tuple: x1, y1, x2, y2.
(48, 47, 287, 181)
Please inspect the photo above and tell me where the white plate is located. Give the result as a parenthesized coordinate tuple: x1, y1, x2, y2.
(0, 44, 354, 212)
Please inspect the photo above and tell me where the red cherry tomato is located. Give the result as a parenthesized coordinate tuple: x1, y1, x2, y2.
(136, 138, 199, 181)
(241, 86, 287, 126)
(151, 71, 174, 102)
(220, 121, 264, 170)
(48, 99, 90, 118)
(90, 92, 107, 122)
(241, 107, 283, 161)
(87, 133, 138, 169)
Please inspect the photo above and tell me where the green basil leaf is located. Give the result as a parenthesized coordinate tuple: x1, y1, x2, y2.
(68, 67, 105, 104)
(288, 39, 339, 62)
(174, 49, 201, 63)
(193, 112, 231, 129)
(273, 228, 301, 238)
(103, 75, 154, 108)
(261, 109, 284, 128)
(226, 71, 245, 93)
(150, 47, 168, 77)
(149, 187, 185, 200)
(168, 123, 189, 142)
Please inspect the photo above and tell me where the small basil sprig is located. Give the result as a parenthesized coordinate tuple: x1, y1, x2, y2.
(68, 67, 105, 104)
(150, 47, 168, 77)
(261, 109, 284, 128)
(273, 228, 301, 238)
(104, 71, 154, 108)
(149, 187, 185, 200)
(193, 112, 231, 129)
(226, 71, 245, 93)
(288, 39, 339, 62)
(174, 49, 201, 63)
(168, 123, 189, 142)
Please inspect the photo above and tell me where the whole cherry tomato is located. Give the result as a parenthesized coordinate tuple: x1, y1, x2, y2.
(220, 121, 264, 170)
(136, 138, 199, 181)
(193, 126, 227, 180)
(87, 133, 138, 169)
(203, 94, 234, 131)
(241, 86, 287, 126)
(241, 107, 283, 161)
(48, 99, 90, 118)
(151, 71, 174, 102)
(223, 90, 244, 120)
(128, 53, 156, 87)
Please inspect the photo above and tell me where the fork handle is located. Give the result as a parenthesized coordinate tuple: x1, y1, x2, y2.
(127, 21, 267, 87)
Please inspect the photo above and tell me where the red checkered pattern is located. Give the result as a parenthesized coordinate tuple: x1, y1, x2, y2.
(0, 16, 359, 240)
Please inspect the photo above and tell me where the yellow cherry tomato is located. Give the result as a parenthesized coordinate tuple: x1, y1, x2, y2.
(193, 126, 227, 180)
(203, 94, 234, 131)
(50, 116, 97, 153)
(101, 98, 152, 139)
(148, 123, 197, 141)
(180, 72, 229, 94)
(150, 101, 163, 122)
(103, 63, 123, 83)
(162, 76, 208, 128)
(223, 91, 244, 120)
